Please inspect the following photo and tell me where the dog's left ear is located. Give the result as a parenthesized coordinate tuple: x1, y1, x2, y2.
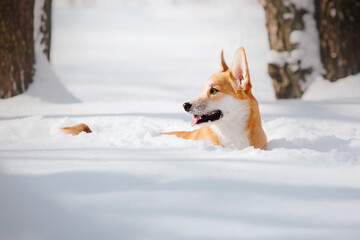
(230, 47, 251, 91)
(219, 50, 229, 72)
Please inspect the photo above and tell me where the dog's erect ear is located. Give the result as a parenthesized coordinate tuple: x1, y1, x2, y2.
(230, 47, 251, 91)
(219, 50, 229, 72)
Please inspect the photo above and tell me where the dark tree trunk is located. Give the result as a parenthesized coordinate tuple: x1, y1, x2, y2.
(261, 0, 309, 99)
(314, 0, 360, 82)
(40, 0, 52, 60)
(0, 0, 35, 98)
(0, 0, 52, 99)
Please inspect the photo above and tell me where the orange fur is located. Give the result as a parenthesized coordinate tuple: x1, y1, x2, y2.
(162, 47, 267, 150)
(62, 123, 92, 136)
(161, 125, 223, 147)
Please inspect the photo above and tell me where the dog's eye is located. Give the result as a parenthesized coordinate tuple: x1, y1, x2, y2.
(210, 88, 219, 95)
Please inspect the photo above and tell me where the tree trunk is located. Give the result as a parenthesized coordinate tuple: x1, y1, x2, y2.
(0, 0, 52, 99)
(40, 0, 52, 60)
(261, 0, 310, 99)
(314, 0, 360, 82)
(0, 0, 35, 98)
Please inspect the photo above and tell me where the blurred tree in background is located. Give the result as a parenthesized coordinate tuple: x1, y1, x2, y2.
(315, 0, 360, 82)
(0, 0, 35, 98)
(0, 0, 52, 99)
(41, 0, 52, 60)
(262, 0, 360, 99)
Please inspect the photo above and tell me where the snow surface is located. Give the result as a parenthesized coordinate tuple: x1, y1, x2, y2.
(51, 0, 275, 102)
(303, 73, 360, 100)
(1, 0, 360, 239)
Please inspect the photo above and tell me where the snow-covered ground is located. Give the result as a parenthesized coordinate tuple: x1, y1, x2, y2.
(1, 0, 360, 239)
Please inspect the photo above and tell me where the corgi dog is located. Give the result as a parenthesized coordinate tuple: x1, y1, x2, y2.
(162, 47, 267, 150)
(62, 47, 266, 150)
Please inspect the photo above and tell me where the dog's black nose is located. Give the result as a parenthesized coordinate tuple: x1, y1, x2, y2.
(183, 102, 192, 112)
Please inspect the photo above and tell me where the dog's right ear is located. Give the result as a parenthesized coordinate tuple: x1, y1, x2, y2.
(219, 50, 229, 72)
(230, 47, 251, 92)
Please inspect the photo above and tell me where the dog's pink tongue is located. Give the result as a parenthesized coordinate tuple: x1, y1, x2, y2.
(191, 115, 201, 127)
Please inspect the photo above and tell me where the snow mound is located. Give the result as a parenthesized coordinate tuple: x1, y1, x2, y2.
(25, 0, 80, 104)
(23, 43, 81, 103)
(303, 73, 360, 101)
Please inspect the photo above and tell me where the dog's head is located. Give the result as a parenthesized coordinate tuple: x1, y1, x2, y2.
(184, 47, 253, 127)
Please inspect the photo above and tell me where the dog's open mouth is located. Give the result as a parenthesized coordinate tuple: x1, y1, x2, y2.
(191, 110, 223, 126)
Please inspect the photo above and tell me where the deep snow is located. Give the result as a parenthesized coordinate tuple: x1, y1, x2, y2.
(1, 0, 360, 239)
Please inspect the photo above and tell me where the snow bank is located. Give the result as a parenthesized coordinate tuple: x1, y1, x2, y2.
(303, 73, 360, 100)
(25, 0, 80, 103)
(24, 42, 81, 103)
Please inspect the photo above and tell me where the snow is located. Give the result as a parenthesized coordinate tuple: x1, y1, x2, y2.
(288, 0, 314, 11)
(24, 42, 81, 103)
(30, 0, 80, 104)
(1, 0, 360, 239)
(51, 0, 275, 102)
(290, 5, 324, 91)
(303, 73, 360, 100)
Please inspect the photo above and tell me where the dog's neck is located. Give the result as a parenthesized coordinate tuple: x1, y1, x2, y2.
(209, 97, 250, 149)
